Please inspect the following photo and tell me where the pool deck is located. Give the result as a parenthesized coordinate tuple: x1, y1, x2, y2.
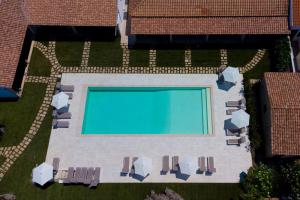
(46, 74, 252, 183)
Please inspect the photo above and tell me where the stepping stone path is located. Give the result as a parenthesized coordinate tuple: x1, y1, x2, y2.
(81, 41, 91, 67)
(185, 49, 192, 67)
(149, 50, 157, 67)
(122, 47, 130, 67)
(220, 49, 228, 66)
(0, 41, 266, 182)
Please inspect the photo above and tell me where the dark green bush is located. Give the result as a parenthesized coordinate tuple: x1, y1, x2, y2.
(241, 164, 273, 200)
(280, 162, 300, 199)
(273, 37, 291, 72)
(243, 78, 262, 152)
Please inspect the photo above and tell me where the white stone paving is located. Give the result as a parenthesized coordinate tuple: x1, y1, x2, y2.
(46, 74, 252, 183)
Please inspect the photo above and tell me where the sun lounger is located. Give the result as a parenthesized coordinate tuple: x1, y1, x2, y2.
(130, 157, 138, 175)
(73, 167, 81, 183)
(161, 155, 170, 174)
(78, 167, 87, 183)
(53, 110, 72, 119)
(64, 167, 74, 184)
(172, 156, 179, 173)
(226, 127, 246, 136)
(52, 120, 69, 129)
(84, 167, 94, 185)
(218, 65, 227, 74)
(198, 157, 206, 173)
(207, 157, 216, 174)
(89, 167, 101, 188)
(52, 157, 60, 174)
(56, 83, 74, 92)
(226, 98, 246, 107)
(227, 136, 246, 145)
(121, 157, 130, 175)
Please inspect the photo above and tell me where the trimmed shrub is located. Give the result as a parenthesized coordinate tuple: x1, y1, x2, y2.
(281, 162, 300, 199)
(243, 78, 262, 152)
(273, 37, 291, 72)
(241, 164, 273, 200)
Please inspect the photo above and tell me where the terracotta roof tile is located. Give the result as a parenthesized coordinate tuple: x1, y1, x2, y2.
(292, 0, 300, 27)
(264, 72, 300, 156)
(131, 17, 289, 35)
(129, 0, 290, 35)
(0, 0, 117, 88)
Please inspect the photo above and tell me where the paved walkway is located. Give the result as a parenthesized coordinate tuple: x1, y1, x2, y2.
(0, 41, 266, 182)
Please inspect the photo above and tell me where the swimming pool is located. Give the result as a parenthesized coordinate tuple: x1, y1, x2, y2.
(82, 87, 212, 135)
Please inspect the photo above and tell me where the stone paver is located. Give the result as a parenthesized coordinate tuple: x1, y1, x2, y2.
(220, 49, 228, 66)
(81, 41, 91, 67)
(122, 47, 130, 67)
(149, 49, 157, 67)
(0, 41, 265, 182)
(239, 49, 266, 73)
(185, 49, 192, 67)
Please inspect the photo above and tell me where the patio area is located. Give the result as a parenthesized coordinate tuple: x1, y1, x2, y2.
(45, 73, 252, 183)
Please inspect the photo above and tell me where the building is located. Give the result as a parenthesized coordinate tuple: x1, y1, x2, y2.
(261, 72, 300, 157)
(0, 0, 118, 99)
(127, 0, 290, 43)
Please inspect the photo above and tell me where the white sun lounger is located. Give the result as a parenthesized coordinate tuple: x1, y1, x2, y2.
(226, 98, 246, 107)
(52, 157, 60, 174)
(161, 155, 170, 174)
(121, 157, 130, 175)
(172, 156, 179, 173)
(207, 157, 216, 174)
(89, 167, 101, 188)
(227, 136, 246, 146)
(198, 157, 206, 173)
(52, 120, 69, 129)
(56, 83, 74, 92)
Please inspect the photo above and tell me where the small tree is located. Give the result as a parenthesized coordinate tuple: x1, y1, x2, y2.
(242, 164, 273, 200)
(281, 162, 300, 199)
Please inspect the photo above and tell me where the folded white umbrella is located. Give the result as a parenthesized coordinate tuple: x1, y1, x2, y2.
(32, 163, 53, 186)
(222, 66, 240, 84)
(134, 156, 152, 177)
(179, 157, 198, 176)
(51, 92, 69, 109)
(231, 109, 250, 128)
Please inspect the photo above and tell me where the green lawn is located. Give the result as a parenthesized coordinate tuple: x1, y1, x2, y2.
(0, 155, 5, 165)
(192, 49, 220, 67)
(228, 49, 258, 67)
(244, 50, 271, 79)
(0, 83, 46, 146)
(55, 41, 84, 66)
(28, 48, 52, 76)
(129, 49, 149, 67)
(157, 49, 185, 67)
(89, 39, 122, 66)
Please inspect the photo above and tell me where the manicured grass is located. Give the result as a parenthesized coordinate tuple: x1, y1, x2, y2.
(28, 48, 52, 76)
(55, 41, 84, 66)
(228, 49, 258, 67)
(0, 83, 46, 146)
(157, 49, 185, 67)
(244, 50, 271, 79)
(89, 38, 122, 66)
(129, 49, 149, 66)
(192, 49, 220, 67)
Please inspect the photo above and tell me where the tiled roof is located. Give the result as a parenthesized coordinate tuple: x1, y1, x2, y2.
(131, 17, 289, 35)
(27, 0, 117, 26)
(0, 0, 28, 88)
(264, 72, 300, 156)
(129, 0, 290, 35)
(292, 0, 300, 27)
(0, 0, 117, 88)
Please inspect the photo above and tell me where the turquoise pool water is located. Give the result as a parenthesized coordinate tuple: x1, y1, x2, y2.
(82, 87, 212, 134)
